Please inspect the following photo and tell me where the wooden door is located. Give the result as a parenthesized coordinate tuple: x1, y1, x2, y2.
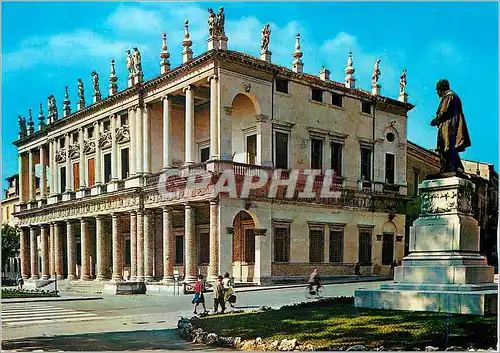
(73, 163, 79, 190)
(88, 158, 95, 188)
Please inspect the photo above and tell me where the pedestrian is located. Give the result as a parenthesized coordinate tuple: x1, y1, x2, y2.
(17, 276, 24, 290)
(192, 274, 208, 315)
(355, 262, 361, 280)
(213, 275, 226, 314)
(390, 260, 398, 276)
(222, 272, 236, 308)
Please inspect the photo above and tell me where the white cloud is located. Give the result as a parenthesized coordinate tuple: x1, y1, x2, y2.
(106, 6, 163, 34)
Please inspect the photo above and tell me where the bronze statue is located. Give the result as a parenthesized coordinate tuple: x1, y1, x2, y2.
(430, 79, 471, 173)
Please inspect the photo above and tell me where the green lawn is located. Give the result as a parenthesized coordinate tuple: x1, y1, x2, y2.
(194, 299, 497, 350)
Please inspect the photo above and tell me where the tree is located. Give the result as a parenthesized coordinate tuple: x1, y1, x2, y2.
(2, 224, 19, 272)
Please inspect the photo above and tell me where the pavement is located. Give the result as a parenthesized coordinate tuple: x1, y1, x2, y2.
(1, 280, 390, 351)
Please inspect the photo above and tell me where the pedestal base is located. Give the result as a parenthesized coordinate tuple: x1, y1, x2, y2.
(103, 281, 146, 295)
(355, 286, 497, 315)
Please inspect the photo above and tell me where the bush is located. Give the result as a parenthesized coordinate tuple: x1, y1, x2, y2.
(2, 288, 59, 298)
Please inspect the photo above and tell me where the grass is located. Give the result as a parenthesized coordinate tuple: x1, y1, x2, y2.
(194, 298, 497, 350)
(2, 289, 60, 298)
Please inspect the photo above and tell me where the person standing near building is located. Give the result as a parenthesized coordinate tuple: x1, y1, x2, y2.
(213, 275, 226, 314)
(222, 272, 235, 308)
(355, 262, 361, 280)
(192, 274, 208, 315)
(17, 276, 24, 290)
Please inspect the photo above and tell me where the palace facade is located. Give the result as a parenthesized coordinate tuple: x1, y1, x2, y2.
(13, 14, 414, 285)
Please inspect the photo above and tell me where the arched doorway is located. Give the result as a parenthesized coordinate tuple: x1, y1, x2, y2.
(232, 210, 256, 282)
(231, 93, 259, 164)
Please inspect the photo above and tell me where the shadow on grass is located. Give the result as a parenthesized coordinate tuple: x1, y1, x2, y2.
(1, 329, 226, 351)
(195, 304, 497, 350)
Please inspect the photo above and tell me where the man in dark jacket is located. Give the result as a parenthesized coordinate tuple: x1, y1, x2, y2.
(430, 79, 471, 173)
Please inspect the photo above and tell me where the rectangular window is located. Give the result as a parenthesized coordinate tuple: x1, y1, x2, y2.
(244, 229, 255, 263)
(121, 148, 129, 179)
(87, 126, 94, 138)
(275, 131, 289, 169)
(72, 133, 79, 144)
(175, 235, 184, 264)
(103, 120, 111, 132)
(246, 135, 257, 165)
(73, 163, 79, 190)
(329, 228, 344, 262)
(276, 78, 289, 94)
(76, 243, 82, 265)
(60, 137, 65, 149)
(200, 147, 210, 163)
(361, 102, 372, 114)
(274, 225, 290, 262)
(60, 167, 66, 193)
(125, 239, 131, 265)
(385, 153, 395, 184)
(88, 158, 95, 188)
(104, 153, 112, 183)
(311, 139, 323, 169)
(198, 232, 210, 265)
(413, 169, 419, 196)
(382, 233, 394, 265)
(309, 228, 324, 263)
(331, 93, 343, 107)
(311, 88, 323, 102)
(120, 114, 129, 126)
(358, 229, 372, 264)
(331, 142, 343, 176)
(360, 147, 372, 181)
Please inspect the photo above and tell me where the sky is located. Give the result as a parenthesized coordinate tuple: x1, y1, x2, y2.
(2, 2, 498, 191)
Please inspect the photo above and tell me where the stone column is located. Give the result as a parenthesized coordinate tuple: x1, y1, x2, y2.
(183, 86, 194, 165)
(49, 141, 54, 196)
(49, 223, 55, 276)
(79, 128, 86, 189)
(54, 222, 63, 279)
(136, 210, 144, 281)
(65, 133, 71, 192)
(111, 114, 118, 181)
(53, 140, 60, 194)
(80, 218, 91, 280)
(129, 108, 137, 176)
(95, 215, 108, 280)
(209, 75, 219, 160)
(162, 207, 174, 282)
(143, 105, 151, 174)
(184, 204, 197, 282)
(29, 226, 39, 279)
(40, 224, 50, 279)
(162, 96, 171, 170)
(143, 210, 154, 282)
(20, 227, 30, 279)
(136, 106, 143, 175)
(130, 211, 137, 280)
(28, 149, 35, 201)
(208, 200, 219, 281)
(94, 121, 102, 185)
(40, 145, 47, 198)
(19, 153, 26, 203)
(66, 220, 77, 280)
(111, 213, 123, 281)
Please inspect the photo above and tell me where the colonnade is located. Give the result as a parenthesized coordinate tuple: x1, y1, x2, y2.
(19, 201, 220, 283)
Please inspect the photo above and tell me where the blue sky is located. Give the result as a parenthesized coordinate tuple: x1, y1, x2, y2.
(2, 2, 498, 191)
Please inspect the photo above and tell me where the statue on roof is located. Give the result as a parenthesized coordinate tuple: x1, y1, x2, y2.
(50, 95, 59, 120)
(18, 115, 27, 138)
(216, 7, 225, 36)
(91, 71, 102, 97)
(261, 24, 271, 52)
(208, 8, 217, 36)
(372, 59, 381, 87)
(77, 79, 85, 101)
(126, 50, 135, 76)
(399, 69, 407, 95)
(133, 47, 142, 74)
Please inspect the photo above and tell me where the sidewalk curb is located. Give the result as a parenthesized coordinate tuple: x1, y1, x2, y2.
(1, 296, 103, 304)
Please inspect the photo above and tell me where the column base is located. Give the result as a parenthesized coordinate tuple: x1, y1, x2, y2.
(67, 275, 77, 281)
(135, 276, 145, 282)
(22, 274, 30, 280)
(95, 276, 109, 281)
(81, 275, 92, 281)
(129, 276, 137, 282)
(41, 274, 50, 280)
(143, 276, 154, 283)
(30, 275, 40, 280)
(161, 276, 175, 284)
(56, 275, 63, 280)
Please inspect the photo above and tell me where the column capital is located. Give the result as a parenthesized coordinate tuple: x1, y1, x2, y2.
(128, 107, 135, 113)
(29, 224, 39, 229)
(162, 94, 171, 102)
(96, 214, 107, 220)
(209, 198, 219, 206)
(183, 202, 194, 209)
(110, 113, 117, 120)
(182, 85, 193, 93)
(128, 210, 138, 215)
(111, 212, 122, 218)
(143, 209, 155, 216)
(162, 206, 174, 212)
(66, 219, 79, 224)
(207, 74, 219, 83)
(40, 224, 50, 229)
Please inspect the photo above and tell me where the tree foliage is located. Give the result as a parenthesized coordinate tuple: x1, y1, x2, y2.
(2, 224, 19, 270)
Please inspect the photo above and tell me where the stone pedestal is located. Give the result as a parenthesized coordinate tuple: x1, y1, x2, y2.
(355, 175, 497, 315)
(219, 36, 228, 50)
(207, 36, 219, 50)
(260, 50, 272, 63)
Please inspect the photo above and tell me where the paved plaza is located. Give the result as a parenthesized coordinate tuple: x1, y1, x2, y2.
(2, 281, 387, 351)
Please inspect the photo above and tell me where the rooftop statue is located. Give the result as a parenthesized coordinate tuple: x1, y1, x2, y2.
(216, 7, 225, 36)
(133, 47, 142, 74)
(77, 79, 85, 101)
(50, 94, 59, 120)
(208, 8, 217, 36)
(399, 69, 407, 95)
(372, 59, 381, 86)
(91, 71, 101, 96)
(261, 24, 271, 52)
(18, 115, 27, 138)
(126, 50, 135, 75)
(430, 79, 471, 173)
